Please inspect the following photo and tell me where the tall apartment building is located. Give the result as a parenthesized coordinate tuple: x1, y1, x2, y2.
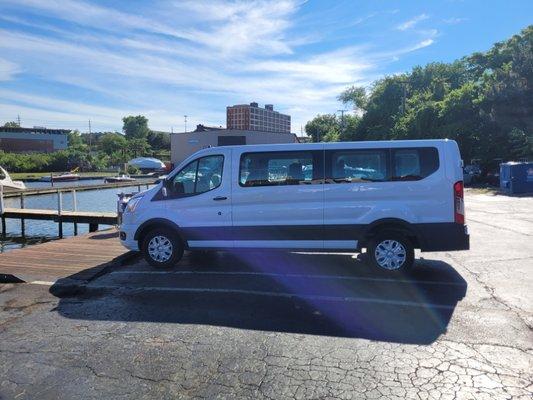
(227, 102, 291, 134)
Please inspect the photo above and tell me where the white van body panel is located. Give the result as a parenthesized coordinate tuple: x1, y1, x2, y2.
(119, 139, 469, 253)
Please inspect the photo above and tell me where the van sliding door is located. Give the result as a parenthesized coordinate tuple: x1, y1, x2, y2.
(231, 147, 325, 250)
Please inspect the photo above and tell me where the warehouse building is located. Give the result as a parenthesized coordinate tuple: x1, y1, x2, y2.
(0, 126, 69, 153)
(171, 124, 298, 165)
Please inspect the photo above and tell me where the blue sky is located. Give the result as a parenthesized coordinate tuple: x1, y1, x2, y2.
(0, 0, 531, 133)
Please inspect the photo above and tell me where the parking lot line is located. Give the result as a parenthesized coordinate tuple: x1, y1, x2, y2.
(29, 280, 55, 286)
(110, 270, 466, 286)
(84, 283, 457, 309)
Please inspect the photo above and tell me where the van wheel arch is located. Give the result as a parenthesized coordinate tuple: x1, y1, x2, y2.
(134, 219, 184, 249)
(362, 219, 420, 249)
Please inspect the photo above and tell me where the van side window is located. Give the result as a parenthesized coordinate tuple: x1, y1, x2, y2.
(240, 151, 315, 186)
(170, 155, 223, 196)
(392, 147, 439, 181)
(329, 149, 389, 183)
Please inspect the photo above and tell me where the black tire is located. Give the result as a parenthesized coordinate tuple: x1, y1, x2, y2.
(141, 227, 184, 268)
(367, 231, 414, 273)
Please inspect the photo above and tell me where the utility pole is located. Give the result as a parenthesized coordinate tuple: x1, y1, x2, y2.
(184, 115, 188, 133)
(171, 126, 174, 134)
(17, 114, 21, 127)
(337, 109, 348, 137)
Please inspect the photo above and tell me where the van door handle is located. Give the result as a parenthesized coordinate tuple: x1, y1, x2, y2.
(213, 196, 228, 201)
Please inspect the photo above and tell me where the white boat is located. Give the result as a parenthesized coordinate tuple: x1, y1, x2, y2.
(104, 174, 136, 183)
(0, 166, 26, 192)
(40, 172, 80, 182)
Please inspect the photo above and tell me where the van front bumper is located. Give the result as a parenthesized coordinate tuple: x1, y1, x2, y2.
(416, 223, 470, 252)
(119, 224, 139, 251)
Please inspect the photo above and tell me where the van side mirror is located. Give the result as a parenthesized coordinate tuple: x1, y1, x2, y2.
(161, 186, 168, 198)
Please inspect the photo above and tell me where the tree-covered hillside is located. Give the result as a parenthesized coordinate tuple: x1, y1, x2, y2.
(306, 25, 532, 168)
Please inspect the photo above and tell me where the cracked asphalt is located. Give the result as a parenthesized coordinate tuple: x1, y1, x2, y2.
(0, 190, 532, 399)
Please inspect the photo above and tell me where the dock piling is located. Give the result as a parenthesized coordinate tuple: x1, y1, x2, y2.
(0, 186, 5, 238)
(20, 193, 25, 237)
(57, 190, 63, 238)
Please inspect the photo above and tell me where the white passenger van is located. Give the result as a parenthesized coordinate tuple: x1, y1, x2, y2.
(119, 140, 469, 272)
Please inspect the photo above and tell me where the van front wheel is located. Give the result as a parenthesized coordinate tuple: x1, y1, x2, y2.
(367, 232, 414, 273)
(141, 228, 184, 268)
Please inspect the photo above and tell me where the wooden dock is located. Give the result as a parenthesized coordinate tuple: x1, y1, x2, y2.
(0, 228, 132, 283)
(2, 207, 117, 225)
(2, 179, 156, 198)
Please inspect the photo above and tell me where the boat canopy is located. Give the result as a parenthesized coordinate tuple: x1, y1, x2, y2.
(127, 157, 165, 170)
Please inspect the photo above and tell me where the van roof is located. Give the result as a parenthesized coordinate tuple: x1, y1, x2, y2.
(193, 139, 454, 154)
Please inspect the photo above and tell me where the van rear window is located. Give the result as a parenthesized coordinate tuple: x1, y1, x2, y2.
(392, 147, 439, 181)
(239, 151, 317, 186)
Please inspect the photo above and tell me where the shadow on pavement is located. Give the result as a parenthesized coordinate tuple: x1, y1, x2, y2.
(51, 251, 467, 345)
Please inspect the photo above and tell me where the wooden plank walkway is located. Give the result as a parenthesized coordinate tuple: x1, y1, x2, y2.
(3, 179, 156, 198)
(2, 207, 117, 225)
(0, 228, 132, 283)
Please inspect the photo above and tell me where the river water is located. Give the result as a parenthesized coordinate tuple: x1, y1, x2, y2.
(0, 179, 154, 252)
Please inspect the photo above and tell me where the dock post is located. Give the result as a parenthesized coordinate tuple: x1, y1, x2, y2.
(20, 193, 25, 237)
(0, 185, 5, 237)
(137, 184, 141, 192)
(57, 190, 63, 239)
(72, 190, 78, 236)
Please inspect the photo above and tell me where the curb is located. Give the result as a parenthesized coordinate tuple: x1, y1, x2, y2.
(49, 251, 141, 298)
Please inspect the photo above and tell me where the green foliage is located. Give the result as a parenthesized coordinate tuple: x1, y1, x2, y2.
(122, 115, 150, 139)
(126, 165, 140, 175)
(2, 121, 19, 128)
(337, 86, 367, 112)
(305, 113, 361, 142)
(314, 25, 533, 168)
(99, 132, 127, 155)
(147, 131, 170, 150)
(67, 130, 84, 149)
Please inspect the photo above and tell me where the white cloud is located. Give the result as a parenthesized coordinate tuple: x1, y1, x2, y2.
(443, 17, 467, 25)
(0, 59, 19, 81)
(0, 1, 441, 133)
(397, 14, 429, 31)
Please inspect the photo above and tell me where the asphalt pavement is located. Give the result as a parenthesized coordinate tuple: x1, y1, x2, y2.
(0, 190, 531, 399)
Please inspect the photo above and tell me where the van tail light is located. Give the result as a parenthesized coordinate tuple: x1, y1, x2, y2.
(454, 181, 465, 224)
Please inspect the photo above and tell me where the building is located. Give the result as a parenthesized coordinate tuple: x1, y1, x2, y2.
(227, 102, 291, 133)
(0, 126, 69, 153)
(171, 124, 298, 165)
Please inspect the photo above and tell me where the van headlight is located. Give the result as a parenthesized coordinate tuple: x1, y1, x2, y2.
(125, 195, 143, 213)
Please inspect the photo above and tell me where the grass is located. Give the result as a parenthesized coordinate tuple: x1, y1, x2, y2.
(10, 171, 117, 180)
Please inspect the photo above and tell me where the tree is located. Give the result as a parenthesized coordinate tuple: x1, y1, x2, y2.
(338, 86, 367, 113)
(147, 131, 170, 150)
(127, 138, 151, 157)
(2, 121, 19, 128)
(305, 114, 338, 142)
(99, 132, 127, 155)
(122, 115, 150, 140)
(306, 25, 532, 167)
(67, 130, 86, 150)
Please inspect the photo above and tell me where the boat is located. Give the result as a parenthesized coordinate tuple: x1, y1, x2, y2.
(0, 166, 26, 192)
(104, 174, 136, 183)
(40, 172, 80, 182)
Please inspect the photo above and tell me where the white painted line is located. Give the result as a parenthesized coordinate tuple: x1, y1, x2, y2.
(29, 280, 55, 286)
(110, 270, 465, 286)
(86, 284, 456, 309)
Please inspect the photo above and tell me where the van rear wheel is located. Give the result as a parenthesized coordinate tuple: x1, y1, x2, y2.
(141, 228, 184, 268)
(367, 231, 414, 273)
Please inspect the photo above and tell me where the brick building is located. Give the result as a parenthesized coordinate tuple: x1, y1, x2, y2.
(226, 102, 290, 133)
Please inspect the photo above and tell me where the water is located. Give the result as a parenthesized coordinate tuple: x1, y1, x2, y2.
(0, 180, 155, 252)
